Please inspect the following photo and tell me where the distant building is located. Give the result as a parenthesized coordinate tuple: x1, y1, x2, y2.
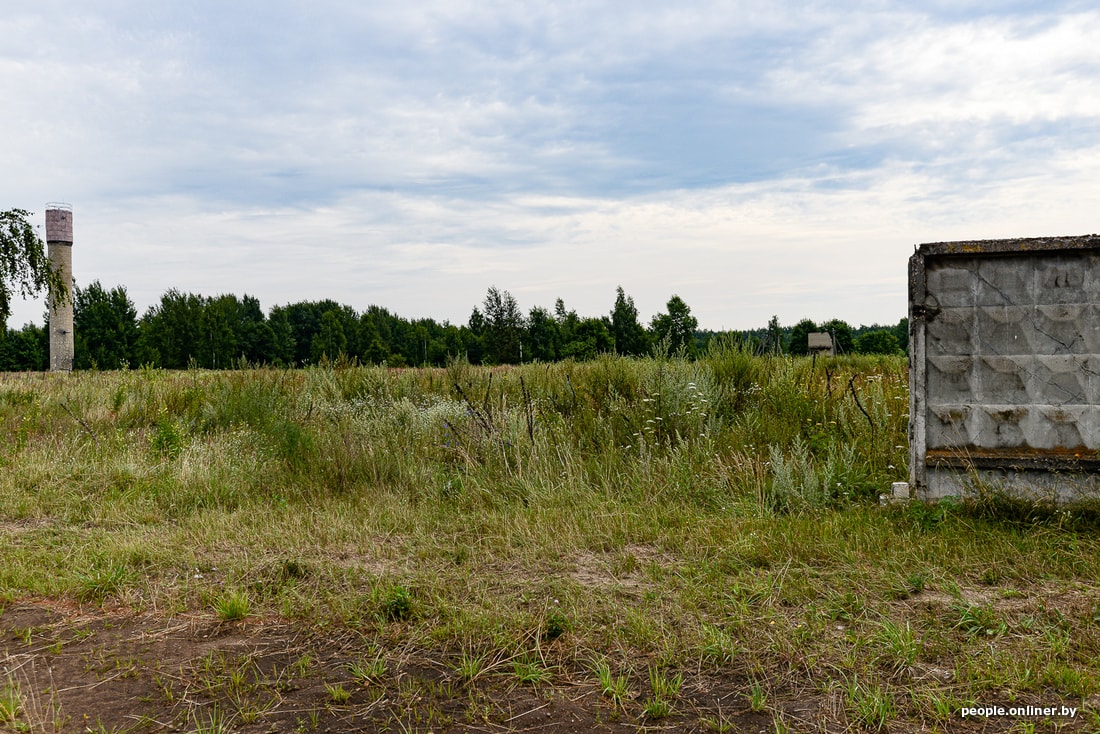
(808, 332, 834, 356)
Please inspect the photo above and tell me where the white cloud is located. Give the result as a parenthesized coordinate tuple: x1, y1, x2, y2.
(4, 2, 1100, 334)
(771, 11, 1100, 137)
(10, 134, 1095, 332)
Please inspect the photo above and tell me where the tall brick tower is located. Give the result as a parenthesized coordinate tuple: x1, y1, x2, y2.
(45, 203, 74, 372)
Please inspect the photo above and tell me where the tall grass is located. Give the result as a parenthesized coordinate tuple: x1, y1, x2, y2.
(0, 347, 908, 618)
(1, 344, 906, 520)
(2, 347, 1099, 730)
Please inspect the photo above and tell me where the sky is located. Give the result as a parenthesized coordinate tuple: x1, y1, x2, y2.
(3, 1, 1100, 331)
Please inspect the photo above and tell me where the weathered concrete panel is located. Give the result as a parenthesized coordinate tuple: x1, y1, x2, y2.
(909, 236, 1100, 501)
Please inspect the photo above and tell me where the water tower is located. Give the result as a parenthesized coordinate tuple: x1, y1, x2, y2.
(45, 203, 74, 372)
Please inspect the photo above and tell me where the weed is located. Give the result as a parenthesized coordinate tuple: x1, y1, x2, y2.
(0, 680, 23, 725)
(189, 704, 233, 734)
(348, 653, 387, 685)
(749, 680, 767, 712)
(379, 585, 413, 622)
(924, 691, 954, 721)
(649, 666, 682, 700)
(846, 677, 895, 731)
(77, 564, 129, 601)
(289, 654, 314, 678)
(887, 572, 927, 600)
(701, 711, 733, 732)
(151, 415, 185, 459)
(875, 619, 921, 669)
(979, 567, 1001, 585)
(699, 623, 738, 665)
(513, 658, 551, 685)
(153, 673, 176, 703)
(543, 607, 570, 640)
(824, 590, 865, 621)
(2, 358, 1099, 731)
(214, 590, 251, 621)
(455, 650, 489, 683)
(295, 709, 321, 732)
(280, 558, 310, 580)
(111, 384, 127, 413)
(593, 660, 629, 707)
(326, 682, 351, 704)
(1041, 663, 1095, 696)
(905, 572, 926, 594)
(642, 696, 672, 719)
(952, 602, 1006, 637)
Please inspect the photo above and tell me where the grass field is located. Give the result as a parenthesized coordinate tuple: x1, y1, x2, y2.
(1, 345, 1099, 732)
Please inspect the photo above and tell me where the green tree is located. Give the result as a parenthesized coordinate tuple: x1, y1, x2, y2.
(442, 323, 471, 364)
(279, 299, 346, 366)
(412, 318, 450, 366)
(465, 307, 486, 364)
(138, 290, 205, 368)
(0, 322, 48, 371)
(73, 281, 138, 369)
(525, 306, 560, 361)
(762, 315, 785, 356)
(234, 295, 275, 365)
(411, 322, 431, 365)
(391, 320, 418, 365)
(554, 298, 580, 353)
(561, 316, 614, 360)
(855, 329, 902, 355)
(819, 319, 854, 355)
(0, 209, 67, 327)
(650, 295, 698, 358)
(359, 310, 389, 364)
(267, 308, 296, 366)
(610, 286, 649, 356)
(894, 317, 909, 354)
(311, 310, 348, 362)
(201, 295, 241, 368)
(786, 318, 817, 356)
(482, 286, 524, 364)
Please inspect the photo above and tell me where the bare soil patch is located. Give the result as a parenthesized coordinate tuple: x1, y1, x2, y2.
(3, 594, 1095, 733)
(0, 599, 741, 733)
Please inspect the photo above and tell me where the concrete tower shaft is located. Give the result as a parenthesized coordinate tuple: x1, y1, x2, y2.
(45, 203, 74, 372)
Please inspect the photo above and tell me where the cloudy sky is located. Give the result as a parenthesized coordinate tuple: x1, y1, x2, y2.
(3, 1, 1099, 331)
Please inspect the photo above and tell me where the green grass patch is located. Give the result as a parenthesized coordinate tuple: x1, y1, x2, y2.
(214, 590, 252, 621)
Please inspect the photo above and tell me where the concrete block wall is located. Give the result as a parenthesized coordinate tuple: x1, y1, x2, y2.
(909, 237, 1100, 502)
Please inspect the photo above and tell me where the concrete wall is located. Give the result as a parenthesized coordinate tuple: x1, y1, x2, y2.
(909, 236, 1100, 502)
(45, 205, 74, 373)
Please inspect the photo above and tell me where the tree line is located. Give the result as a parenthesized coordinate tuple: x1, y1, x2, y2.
(0, 280, 907, 371)
(0, 208, 908, 371)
